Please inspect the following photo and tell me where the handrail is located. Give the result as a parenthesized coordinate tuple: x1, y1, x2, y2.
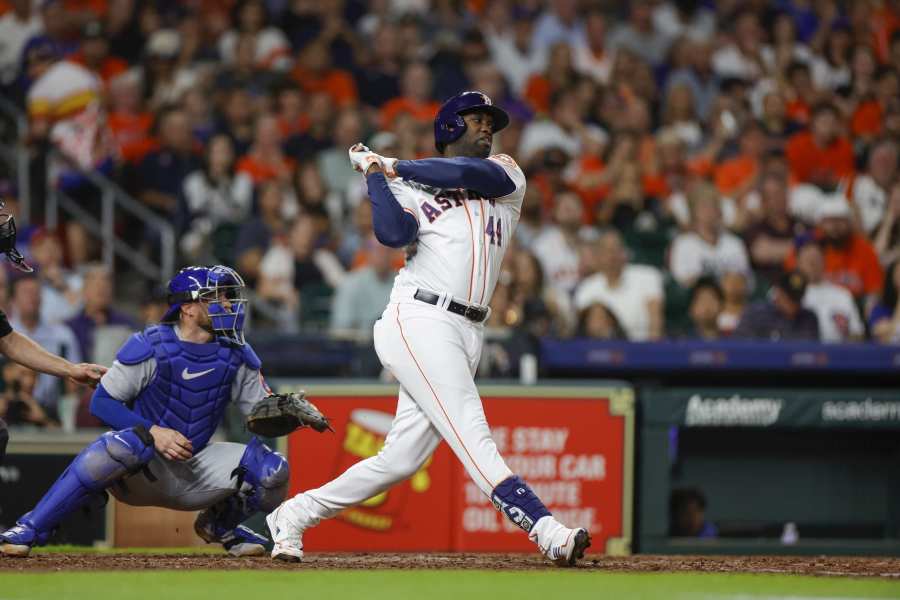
(45, 147, 176, 282)
(0, 97, 175, 283)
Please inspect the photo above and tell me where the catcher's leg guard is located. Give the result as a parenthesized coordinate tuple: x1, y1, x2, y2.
(1, 427, 155, 556)
(235, 437, 289, 513)
(0, 417, 8, 465)
(194, 438, 287, 556)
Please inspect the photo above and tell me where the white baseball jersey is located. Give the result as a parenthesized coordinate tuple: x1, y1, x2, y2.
(387, 154, 527, 306)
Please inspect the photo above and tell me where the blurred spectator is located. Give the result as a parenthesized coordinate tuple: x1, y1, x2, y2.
(0, 362, 53, 428)
(214, 33, 278, 97)
(712, 10, 765, 81)
(574, 230, 664, 341)
(785, 102, 855, 187)
(683, 276, 723, 340)
(608, 0, 670, 67)
(216, 87, 255, 156)
(518, 89, 583, 166)
(180, 134, 254, 264)
(652, 1, 715, 42)
(668, 182, 751, 288)
(811, 23, 852, 91)
(70, 20, 127, 85)
(235, 180, 297, 284)
(533, 192, 595, 296)
(874, 180, 900, 266)
(292, 40, 358, 108)
(237, 112, 295, 185)
(850, 66, 899, 141)
(28, 229, 82, 324)
(285, 91, 335, 159)
(744, 171, 804, 285)
(65, 263, 138, 361)
(0, 0, 43, 87)
(136, 106, 200, 217)
(870, 261, 900, 344)
(571, 9, 613, 85)
(257, 214, 345, 327)
(139, 284, 169, 327)
(8, 274, 81, 412)
(666, 38, 718, 120)
(714, 120, 765, 198)
(330, 239, 399, 334)
(141, 29, 197, 111)
(530, 0, 585, 54)
(785, 194, 883, 304)
(734, 271, 819, 341)
(757, 90, 803, 145)
(482, 3, 542, 95)
(669, 488, 717, 538)
(716, 270, 748, 336)
(218, 0, 292, 72)
(379, 61, 438, 130)
(796, 241, 864, 343)
(851, 138, 898, 236)
(107, 70, 154, 165)
(576, 302, 624, 340)
(317, 107, 364, 206)
(354, 22, 402, 108)
(523, 42, 579, 116)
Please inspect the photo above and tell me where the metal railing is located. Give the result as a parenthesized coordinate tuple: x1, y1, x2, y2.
(0, 97, 175, 283)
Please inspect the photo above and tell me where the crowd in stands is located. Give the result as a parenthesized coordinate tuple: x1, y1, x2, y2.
(2, 0, 900, 425)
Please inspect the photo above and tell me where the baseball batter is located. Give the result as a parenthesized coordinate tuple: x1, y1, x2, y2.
(267, 91, 591, 566)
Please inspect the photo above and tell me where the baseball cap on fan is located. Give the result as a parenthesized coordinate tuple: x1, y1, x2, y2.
(146, 29, 181, 59)
(814, 192, 852, 223)
(774, 271, 808, 304)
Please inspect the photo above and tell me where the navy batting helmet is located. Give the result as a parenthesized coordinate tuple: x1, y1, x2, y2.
(434, 91, 509, 152)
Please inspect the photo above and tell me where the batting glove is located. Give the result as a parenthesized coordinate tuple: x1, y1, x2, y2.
(348, 143, 398, 177)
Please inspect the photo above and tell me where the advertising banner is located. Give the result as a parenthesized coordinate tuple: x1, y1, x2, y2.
(642, 388, 900, 429)
(283, 383, 633, 555)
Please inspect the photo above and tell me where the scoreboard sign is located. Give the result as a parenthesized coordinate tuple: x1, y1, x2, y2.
(282, 383, 634, 555)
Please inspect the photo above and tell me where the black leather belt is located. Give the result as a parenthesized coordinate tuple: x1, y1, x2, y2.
(413, 289, 489, 323)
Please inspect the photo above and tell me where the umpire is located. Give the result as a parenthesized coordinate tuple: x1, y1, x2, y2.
(0, 211, 107, 465)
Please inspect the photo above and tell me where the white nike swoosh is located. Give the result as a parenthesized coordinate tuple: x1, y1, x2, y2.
(182, 367, 215, 380)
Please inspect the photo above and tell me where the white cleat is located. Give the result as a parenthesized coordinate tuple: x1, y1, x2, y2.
(266, 502, 304, 563)
(533, 517, 592, 567)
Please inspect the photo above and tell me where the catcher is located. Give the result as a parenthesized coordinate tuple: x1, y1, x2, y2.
(0, 265, 329, 557)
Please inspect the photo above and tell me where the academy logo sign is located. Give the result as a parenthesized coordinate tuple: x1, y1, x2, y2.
(685, 394, 783, 426)
(822, 399, 900, 422)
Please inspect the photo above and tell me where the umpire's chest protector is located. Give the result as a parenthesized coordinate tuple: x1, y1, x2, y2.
(126, 325, 247, 452)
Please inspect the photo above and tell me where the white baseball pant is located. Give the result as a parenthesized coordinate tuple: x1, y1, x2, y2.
(287, 299, 513, 523)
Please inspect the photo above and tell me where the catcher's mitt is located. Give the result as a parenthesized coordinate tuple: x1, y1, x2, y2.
(247, 392, 332, 437)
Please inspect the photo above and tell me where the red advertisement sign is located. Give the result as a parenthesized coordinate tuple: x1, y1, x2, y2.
(285, 386, 632, 555)
(452, 397, 625, 552)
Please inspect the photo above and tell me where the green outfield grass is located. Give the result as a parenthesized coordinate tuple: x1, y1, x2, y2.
(2, 570, 899, 600)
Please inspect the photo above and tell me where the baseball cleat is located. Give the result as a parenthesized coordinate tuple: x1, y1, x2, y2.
(194, 511, 267, 557)
(266, 503, 304, 562)
(0, 523, 38, 557)
(538, 520, 592, 567)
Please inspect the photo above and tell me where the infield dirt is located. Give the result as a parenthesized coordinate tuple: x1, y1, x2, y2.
(1, 553, 899, 577)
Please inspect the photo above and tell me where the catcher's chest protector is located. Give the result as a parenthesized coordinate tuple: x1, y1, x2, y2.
(133, 326, 244, 453)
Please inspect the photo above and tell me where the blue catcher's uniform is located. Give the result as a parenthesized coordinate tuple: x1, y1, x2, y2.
(122, 324, 255, 452)
(0, 266, 288, 558)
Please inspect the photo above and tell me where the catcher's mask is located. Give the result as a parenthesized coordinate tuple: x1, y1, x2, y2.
(163, 265, 248, 345)
(0, 206, 32, 273)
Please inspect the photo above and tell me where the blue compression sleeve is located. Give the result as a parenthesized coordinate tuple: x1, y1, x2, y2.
(395, 157, 516, 198)
(90, 384, 153, 431)
(366, 171, 419, 247)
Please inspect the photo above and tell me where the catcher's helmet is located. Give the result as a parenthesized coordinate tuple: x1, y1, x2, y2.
(162, 265, 248, 345)
(433, 91, 509, 152)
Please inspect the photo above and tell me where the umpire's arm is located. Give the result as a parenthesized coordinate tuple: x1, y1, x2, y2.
(0, 330, 107, 387)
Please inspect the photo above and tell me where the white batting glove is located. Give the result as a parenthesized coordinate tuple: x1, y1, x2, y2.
(348, 143, 398, 177)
